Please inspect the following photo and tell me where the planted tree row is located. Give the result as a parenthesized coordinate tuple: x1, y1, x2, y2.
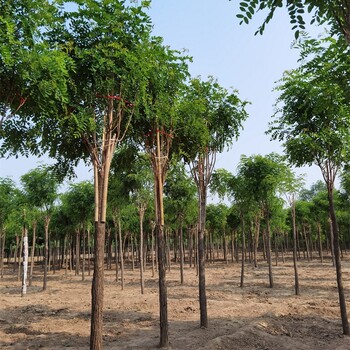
(2, 0, 350, 347)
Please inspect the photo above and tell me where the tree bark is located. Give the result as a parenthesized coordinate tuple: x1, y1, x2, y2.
(291, 198, 300, 295)
(21, 225, 28, 296)
(0, 232, 5, 279)
(317, 222, 323, 263)
(240, 215, 245, 288)
(118, 216, 124, 290)
(198, 183, 208, 328)
(139, 204, 145, 294)
(90, 221, 106, 350)
(328, 185, 349, 335)
(17, 233, 23, 282)
(43, 216, 50, 291)
(265, 213, 273, 288)
(75, 229, 80, 276)
(29, 222, 37, 286)
(82, 229, 86, 281)
(253, 215, 260, 268)
(179, 217, 184, 284)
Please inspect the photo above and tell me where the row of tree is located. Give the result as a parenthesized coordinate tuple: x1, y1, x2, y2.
(1, 149, 350, 336)
(2, 0, 350, 347)
(0, 1, 249, 347)
(237, 0, 350, 338)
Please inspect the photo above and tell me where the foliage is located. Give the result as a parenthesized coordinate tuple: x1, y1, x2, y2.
(0, 0, 74, 160)
(60, 181, 94, 229)
(237, 153, 290, 212)
(177, 76, 249, 162)
(164, 161, 196, 217)
(20, 165, 59, 213)
(268, 37, 350, 178)
(235, 0, 350, 40)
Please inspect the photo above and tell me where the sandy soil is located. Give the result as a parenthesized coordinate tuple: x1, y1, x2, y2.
(1, 254, 350, 349)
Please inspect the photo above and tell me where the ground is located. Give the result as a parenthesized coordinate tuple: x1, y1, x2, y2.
(0, 254, 350, 349)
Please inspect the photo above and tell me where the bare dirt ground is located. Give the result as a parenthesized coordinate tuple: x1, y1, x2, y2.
(1, 254, 350, 349)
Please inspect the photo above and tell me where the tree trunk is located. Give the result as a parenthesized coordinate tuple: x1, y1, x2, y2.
(17, 233, 23, 282)
(179, 217, 184, 284)
(198, 183, 208, 328)
(21, 224, 29, 296)
(303, 225, 310, 262)
(317, 222, 323, 263)
(114, 225, 118, 282)
(240, 215, 245, 288)
(88, 227, 91, 276)
(43, 216, 50, 291)
(189, 226, 193, 268)
(14, 235, 18, 273)
(139, 204, 145, 294)
(29, 222, 37, 286)
(157, 222, 168, 347)
(90, 221, 106, 350)
(82, 229, 86, 281)
(328, 185, 349, 335)
(274, 231, 278, 267)
(0, 232, 5, 279)
(265, 213, 273, 288)
(291, 198, 299, 295)
(64, 235, 68, 276)
(253, 215, 260, 268)
(329, 216, 335, 266)
(118, 216, 124, 290)
(151, 222, 155, 278)
(75, 229, 80, 276)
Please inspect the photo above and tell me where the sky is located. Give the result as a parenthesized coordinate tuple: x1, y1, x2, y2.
(0, 0, 327, 196)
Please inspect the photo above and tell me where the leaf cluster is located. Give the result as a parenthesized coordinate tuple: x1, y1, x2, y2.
(235, 0, 350, 41)
(269, 36, 350, 170)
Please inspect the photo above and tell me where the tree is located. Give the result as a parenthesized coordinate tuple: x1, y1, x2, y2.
(268, 37, 350, 335)
(164, 161, 196, 283)
(0, 0, 69, 132)
(0, 178, 17, 279)
(237, 153, 289, 288)
(126, 153, 154, 294)
(133, 38, 190, 346)
(61, 181, 94, 280)
(179, 76, 248, 328)
(21, 165, 59, 291)
(1, 1, 155, 348)
(281, 171, 305, 295)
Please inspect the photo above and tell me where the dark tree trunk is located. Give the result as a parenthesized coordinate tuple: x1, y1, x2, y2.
(328, 185, 349, 335)
(75, 230, 80, 276)
(17, 233, 23, 282)
(82, 229, 86, 281)
(43, 216, 50, 291)
(240, 215, 245, 288)
(291, 198, 300, 295)
(179, 217, 184, 284)
(157, 222, 168, 347)
(253, 216, 260, 268)
(198, 184, 208, 328)
(139, 204, 146, 294)
(90, 221, 106, 350)
(0, 232, 5, 279)
(88, 227, 91, 276)
(317, 222, 323, 263)
(151, 222, 155, 278)
(265, 213, 273, 288)
(114, 225, 118, 282)
(118, 217, 124, 290)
